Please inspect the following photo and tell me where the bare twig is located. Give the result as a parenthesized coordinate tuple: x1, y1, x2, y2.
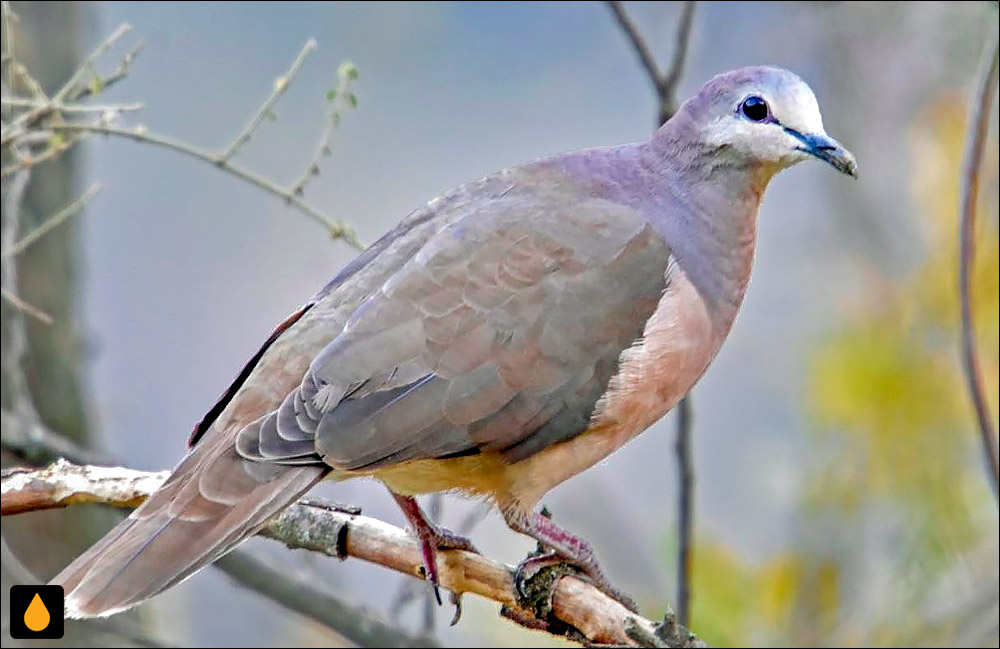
(1, 2, 46, 106)
(0, 23, 131, 146)
(46, 122, 362, 247)
(0, 284, 51, 323)
(659, 1, 697, 121)
(52, 23, 132, 104)
(1, 24, 363, 249)
(0, 460, 704, 647)
(68, 40, 145, 102)
(958, 33, 999, 500)
(218, 39, 317, 163)
(606, 0, 699, 627)
(674, 396, 693, 626)
(1, 0, 16, 96)
(289, 60, 357, 198)
(0, 97, 144, 113)
(607, 1, 664, 95)
(606, 1, 697, 123)
(0, 134, 69, 179)
(1, 182, 100, 258)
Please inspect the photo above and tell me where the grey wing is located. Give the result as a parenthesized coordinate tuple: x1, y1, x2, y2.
(236, 191, 672, 469)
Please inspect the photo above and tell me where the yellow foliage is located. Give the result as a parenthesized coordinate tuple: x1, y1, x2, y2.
(798, 88, 999, 643)
(807, 93, 998, 526)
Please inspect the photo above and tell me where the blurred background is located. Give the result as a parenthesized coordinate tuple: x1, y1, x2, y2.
(1, 1, 997, 647)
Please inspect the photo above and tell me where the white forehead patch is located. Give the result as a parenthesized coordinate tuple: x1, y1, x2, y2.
(770, 80, 825, 135)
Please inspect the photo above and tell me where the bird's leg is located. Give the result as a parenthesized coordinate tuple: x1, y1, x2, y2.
(390, 492, 478, 605)
(504, 508, 639, 613)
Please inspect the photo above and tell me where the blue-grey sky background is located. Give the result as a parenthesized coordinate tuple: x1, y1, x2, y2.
(40, 1, 993, 645)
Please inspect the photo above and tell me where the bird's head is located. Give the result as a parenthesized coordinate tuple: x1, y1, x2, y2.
(674, 66, 858, 179)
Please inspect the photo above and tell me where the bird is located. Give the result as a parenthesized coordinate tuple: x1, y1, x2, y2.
(52, 65, 856, 618)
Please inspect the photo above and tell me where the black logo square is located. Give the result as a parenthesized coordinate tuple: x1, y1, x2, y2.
(9, 585, 64, 639)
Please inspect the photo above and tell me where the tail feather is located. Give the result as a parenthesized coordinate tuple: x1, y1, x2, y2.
(51, 432, 325, 618)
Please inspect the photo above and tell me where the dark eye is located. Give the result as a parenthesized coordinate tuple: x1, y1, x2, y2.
(740, 95, 769, 122)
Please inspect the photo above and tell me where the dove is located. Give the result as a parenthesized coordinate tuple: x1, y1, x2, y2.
(52, 66, 856, 618)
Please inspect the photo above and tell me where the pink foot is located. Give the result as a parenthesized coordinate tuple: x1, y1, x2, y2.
(505, 508, 639, 613)
(391, 493, 478, 605)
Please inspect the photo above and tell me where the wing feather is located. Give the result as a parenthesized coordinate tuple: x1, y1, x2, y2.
(237, 189, 672, 471)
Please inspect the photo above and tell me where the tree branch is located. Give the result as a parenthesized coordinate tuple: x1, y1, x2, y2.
(218, 39, 316, 163)
(1, 182, 100, 258)
(43, 122, 361, 247)
(0, 460, 705, 647)
(1, 23, 365, 249)
(606, 0, 697, 124)
(289, 61, 357, 198)
(51, 23, 133, 104)
(673, 396, 693, 627)
(0, 284, 52, 324)
(607, 1, 664, 95)
(659, 0, 696, 122)
(958, 32, 999, 500)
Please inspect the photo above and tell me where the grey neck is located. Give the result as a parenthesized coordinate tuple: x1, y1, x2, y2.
(555, 128, 764, 332)
(645, 135, 762, 331)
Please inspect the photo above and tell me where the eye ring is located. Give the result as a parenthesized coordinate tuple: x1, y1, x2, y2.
(739, 95, 770, 122)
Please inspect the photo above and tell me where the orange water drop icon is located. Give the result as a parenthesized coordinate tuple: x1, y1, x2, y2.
(24, 592, 50, 632)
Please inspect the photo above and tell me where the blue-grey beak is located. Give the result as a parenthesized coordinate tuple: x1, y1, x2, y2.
(784, 128, 858, 178)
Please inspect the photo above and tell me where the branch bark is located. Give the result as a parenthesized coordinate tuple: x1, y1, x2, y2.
(0, 459, 705, 648)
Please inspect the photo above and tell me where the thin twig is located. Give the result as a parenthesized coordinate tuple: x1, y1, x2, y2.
(1, 26, 363, 249)
(607, 1, 664, 94)
(3, 60, 47, 105)
(68, 40, 144, 102)
(52, 23, 132, 104)
(958, 33, 999, 500)
(289, 61, 357, 198)
(0, 23, 132, 147)
(0, 23, 131, 145)
(48, 122, 362, 247)
(1, 182, 100, 258)
(659, 1, 697, 121)
(1, 0, 16, 96)
(0, 284, 52, 323)
(0, 97, 144, 113)
(0, 460, 703, 647)
(674, 396, 693, 627)
(606, 0, 696, 123)
(0, 133, 71, 179)
(218, 39, 317, 162)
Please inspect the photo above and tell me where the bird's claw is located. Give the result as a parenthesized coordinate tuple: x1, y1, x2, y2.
(513, 550, 640, 616)
(416, 525, 479, 607)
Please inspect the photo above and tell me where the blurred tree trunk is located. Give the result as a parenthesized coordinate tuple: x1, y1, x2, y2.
(1, 3, 140, 646)
(5, 5, 93, 436)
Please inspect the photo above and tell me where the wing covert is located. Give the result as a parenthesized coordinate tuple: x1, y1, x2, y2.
(237, 185, 673, 470)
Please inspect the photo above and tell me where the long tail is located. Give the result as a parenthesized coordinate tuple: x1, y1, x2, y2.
(51, 429, 325, 618)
